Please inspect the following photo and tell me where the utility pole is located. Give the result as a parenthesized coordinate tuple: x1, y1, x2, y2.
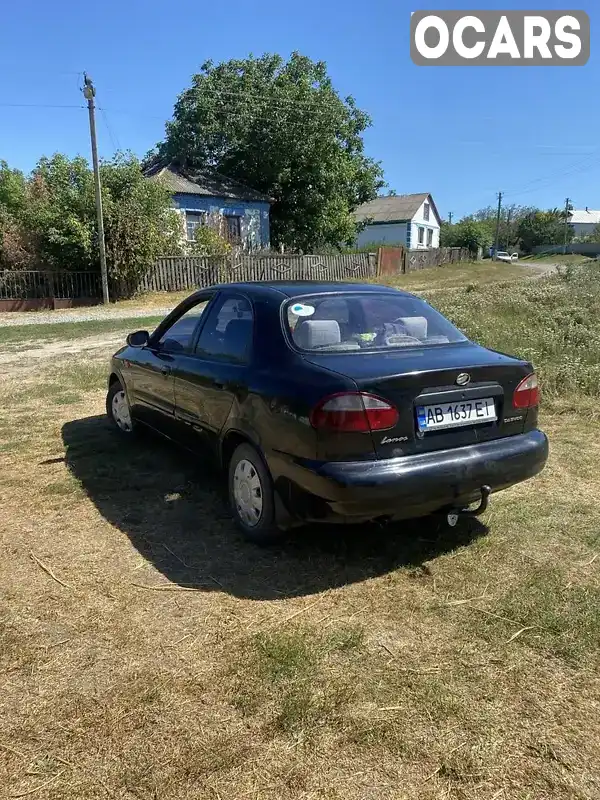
(83, 73, 109, 304)
(448, 211, 453, 225)
(493, 192, 503, 260)
(563, 197, 572, 255)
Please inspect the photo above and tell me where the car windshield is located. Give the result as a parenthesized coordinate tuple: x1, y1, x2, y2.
(285, 293, 467, 352)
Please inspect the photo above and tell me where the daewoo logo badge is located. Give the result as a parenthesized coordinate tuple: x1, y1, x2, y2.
(456, 373, 470, 386)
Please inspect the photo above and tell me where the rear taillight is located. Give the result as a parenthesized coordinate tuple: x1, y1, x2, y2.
(513, 373, 540, 409)
(310, 392, 399, 432)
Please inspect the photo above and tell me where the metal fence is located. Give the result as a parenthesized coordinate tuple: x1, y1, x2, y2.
(138, 252, 378, 294)
(0, 270, 102, 300)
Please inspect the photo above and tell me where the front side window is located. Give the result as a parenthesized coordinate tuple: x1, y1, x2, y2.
(423, 202, 430, 221)
(285, 293, 467, 353)
(196, 294, 253, 363)
(427, 228, 433, 246)
(157, 299, 211, 352)
(418, 226, 425, 245)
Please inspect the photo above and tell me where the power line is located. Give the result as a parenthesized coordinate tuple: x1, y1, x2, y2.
(100, 107, 121, 152)
(503, 150, 600, 197)
(0, 102, 86, 109)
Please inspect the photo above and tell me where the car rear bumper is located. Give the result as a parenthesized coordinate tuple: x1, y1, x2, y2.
(272, 430, 548, 524)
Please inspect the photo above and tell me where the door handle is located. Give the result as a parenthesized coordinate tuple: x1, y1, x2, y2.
(160, 366, 171, 376)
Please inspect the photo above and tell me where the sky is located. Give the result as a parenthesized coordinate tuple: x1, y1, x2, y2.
(0, 0, 597, 220)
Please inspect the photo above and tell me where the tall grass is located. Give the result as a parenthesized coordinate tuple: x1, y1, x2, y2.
(431, 263, 600, 398)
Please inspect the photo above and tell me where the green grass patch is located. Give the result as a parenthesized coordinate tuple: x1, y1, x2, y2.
(429, 263, 600, 397)
(229, 625, 363, 737)
(476, 568, 600, 665)
(0, 315, 164, 346)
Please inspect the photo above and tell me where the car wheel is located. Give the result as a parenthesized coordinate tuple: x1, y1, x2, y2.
(106, 380, 135, 435)
(228, 443, 282, 545)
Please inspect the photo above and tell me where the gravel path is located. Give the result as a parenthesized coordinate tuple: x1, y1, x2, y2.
(0, 305, 174, 327)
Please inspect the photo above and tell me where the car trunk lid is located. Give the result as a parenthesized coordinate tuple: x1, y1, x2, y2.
(303, 343, 533, 459)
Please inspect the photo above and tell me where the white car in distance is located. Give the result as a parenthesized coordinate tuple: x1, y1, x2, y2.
(496, 251, 519, 263)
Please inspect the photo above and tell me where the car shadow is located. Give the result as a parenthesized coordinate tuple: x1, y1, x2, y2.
(61, 415, 488, 600)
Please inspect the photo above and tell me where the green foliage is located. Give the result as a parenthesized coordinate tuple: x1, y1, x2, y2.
(471, 204, 535, 251)
(154, 52, 384, 251)
(100, 154, 183, 295)
(0, 161, 27, 214)
(440, 218, 491, 251)
(190, 220, 231, 256)
(517, 208, 573, 253)
(24, 154, 96, 271)
(0, 153, 182, 296)
(0, 161, 32, 268)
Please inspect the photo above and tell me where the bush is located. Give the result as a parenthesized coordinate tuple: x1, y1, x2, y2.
(0, 153, 183, 298)
(190, 222, 231, 256)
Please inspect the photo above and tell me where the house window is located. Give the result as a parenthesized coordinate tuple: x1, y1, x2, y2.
(427, 229, 433, 247)
(423, 202, 430, 221)
(418, 227, 425, 245)
(186, 212, 206, 241)
(225, 215, 242, 243)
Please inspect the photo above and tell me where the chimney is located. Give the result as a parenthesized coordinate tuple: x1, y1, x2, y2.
(586, 206, 589, 212)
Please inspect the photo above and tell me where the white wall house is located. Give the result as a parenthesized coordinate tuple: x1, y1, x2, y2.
(568, 208, 600, 239)
(354, 193, 442, 250)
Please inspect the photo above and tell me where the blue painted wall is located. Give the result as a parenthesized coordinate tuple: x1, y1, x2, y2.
(172, 193, 271, 249)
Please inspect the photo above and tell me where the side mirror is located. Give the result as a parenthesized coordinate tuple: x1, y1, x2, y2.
(126, 330, 150, 348)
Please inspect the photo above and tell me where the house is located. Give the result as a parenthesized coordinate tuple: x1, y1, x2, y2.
(568, 207, 600, 239)
(354, 193, 441, 249)
(145, 162, 272, 250)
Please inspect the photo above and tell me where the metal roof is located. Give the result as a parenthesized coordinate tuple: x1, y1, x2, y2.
(569, 209, 600, 225)
(144, 162, 272, 203)
(354, 193, 439, 224)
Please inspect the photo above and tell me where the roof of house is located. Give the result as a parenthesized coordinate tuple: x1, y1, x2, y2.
(144, 162, 272, 203)
(569, 209, 600, 225)
(354, 193, 440, 225)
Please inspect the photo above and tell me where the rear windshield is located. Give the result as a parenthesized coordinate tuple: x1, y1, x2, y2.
(285, 293, 467, 352)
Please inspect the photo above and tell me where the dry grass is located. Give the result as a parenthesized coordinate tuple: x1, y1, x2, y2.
(376, 260, 539, 293)
(1, 267, 600, 798)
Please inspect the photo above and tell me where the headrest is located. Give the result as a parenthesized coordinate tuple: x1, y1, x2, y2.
(397, 316, 428, 340)
(295, 319, 341, 349)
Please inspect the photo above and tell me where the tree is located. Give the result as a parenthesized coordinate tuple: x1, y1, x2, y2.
(441, 218, 491, 251)
(0, 161, 26, 214)
(516, 209, 573, 253)
(152, 52, 384, 251)
(0, 153, 182, 295)
(0, 161, 32, 269)
(100, 154, 183, 295)
(25, 154, 96, 271)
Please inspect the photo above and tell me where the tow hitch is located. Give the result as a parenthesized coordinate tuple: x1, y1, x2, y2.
(446, 485, 491, 527)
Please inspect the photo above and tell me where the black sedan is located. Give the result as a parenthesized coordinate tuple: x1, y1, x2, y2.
(107, 281, 548, 543)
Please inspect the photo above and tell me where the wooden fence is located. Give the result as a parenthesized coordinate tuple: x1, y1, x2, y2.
(404, 247, 471, 272)
(138, 252, 378, 294)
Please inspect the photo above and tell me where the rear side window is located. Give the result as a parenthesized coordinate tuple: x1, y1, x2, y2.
(285, 293, 467, 352)
(196, 294, 254, 363)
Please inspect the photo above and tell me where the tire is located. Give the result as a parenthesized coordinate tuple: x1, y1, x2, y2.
(106, 380, 136, 436)
(228, 443, 282, 545)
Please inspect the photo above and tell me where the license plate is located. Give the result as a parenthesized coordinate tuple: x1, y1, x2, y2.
(417, 397, 497, 432)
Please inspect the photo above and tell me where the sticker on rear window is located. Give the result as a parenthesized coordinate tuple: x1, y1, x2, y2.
(290, 303, 315, 317)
